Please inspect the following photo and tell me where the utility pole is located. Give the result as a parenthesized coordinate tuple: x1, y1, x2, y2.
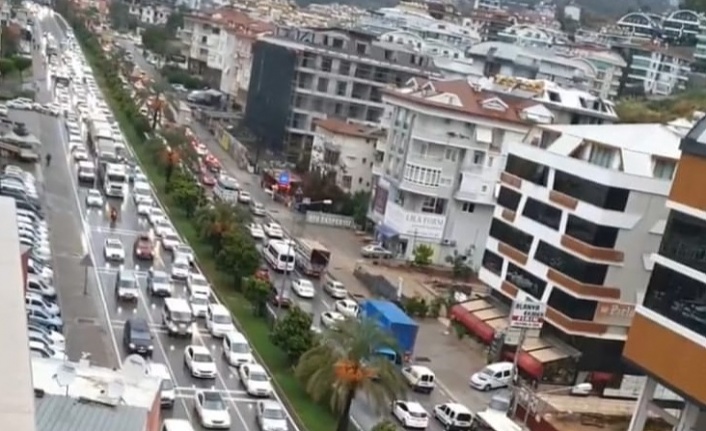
(508, 299, 546, 419)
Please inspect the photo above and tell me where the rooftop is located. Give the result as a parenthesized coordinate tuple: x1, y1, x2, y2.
(314, 118, 381, 139)
(32, 357, 162, 410)
(35, 395, 148, 431)
(0, 197, 34, 431)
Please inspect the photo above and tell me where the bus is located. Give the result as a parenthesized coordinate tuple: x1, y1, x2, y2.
(213, 175, 239, 203)
(295, 239, 330, 278)
(264, 239, 296, 272)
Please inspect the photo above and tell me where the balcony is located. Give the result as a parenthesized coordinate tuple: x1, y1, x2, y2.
(371, 162, 384, 177)
(412, 129, 474, 148)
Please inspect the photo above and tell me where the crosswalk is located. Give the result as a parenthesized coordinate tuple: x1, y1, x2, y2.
(173, 387, 255, 403)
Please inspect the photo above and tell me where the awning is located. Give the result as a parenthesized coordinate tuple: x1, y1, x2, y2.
(530, 347, 569, 363)
(450, 304, 495, 344)
(503, 350, 544, 380)
(376, 223, 399, 239)
(460, 299, 493, 312)
(476, 126, 493, 144)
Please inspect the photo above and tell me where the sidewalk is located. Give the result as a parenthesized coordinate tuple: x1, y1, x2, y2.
(193, 121, 495, 410)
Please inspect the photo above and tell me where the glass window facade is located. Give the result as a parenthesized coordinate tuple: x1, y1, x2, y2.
(506, 262, 546, 299)
(497, 186, 521, 211)
(547, 288, 598, 320)
(644, 264, 706, 337)
(522, 198, 562, 230)
(489, 218, 534, 254)
(565, 215, 619, 248)
(535, 241, 608, 285)
(659, 211, 706, 274)
(505, 155, 549, 186)
(553, 171, 629, 211)
(482, 250, 503, 275)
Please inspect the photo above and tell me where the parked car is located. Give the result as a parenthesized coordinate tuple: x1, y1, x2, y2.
(360, 244, 393, 259)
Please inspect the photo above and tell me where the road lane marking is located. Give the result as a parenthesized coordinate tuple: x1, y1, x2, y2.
(175, 387, 247, 396)
(92, 226, 146, 235)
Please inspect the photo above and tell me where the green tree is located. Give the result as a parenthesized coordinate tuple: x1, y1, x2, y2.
(271, 306, 314, 363)
(170, 175, 201, 217)
(11, 56, 31, 76)
(216, 231, 260, 287)
(371, 420, 397, 431)
(242, 276, 271, 316)
(141, 25, 172, 56)
(108, 1, 136, 31)
(445, 250, 474, 281)
(1, 25, 19, 57)
(165, 11, 184, 36)
(0, 58, 15, 81)
(295, 319, 407, 431)
(413, 244, 434, 266)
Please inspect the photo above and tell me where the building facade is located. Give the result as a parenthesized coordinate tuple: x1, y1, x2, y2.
(128, 3, 171, 26)
(479, 123, 682, 374)
(310, 118, 381, 194)
(244, 26, 436, 162)
(623, 117, 706, 431)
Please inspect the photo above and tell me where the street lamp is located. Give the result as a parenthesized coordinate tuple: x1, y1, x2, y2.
(517, 382, 593, 425)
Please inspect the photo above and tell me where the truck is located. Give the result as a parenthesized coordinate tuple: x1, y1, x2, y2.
(294, 239, 330, 278)
(102, 163, 128, 198)
(360, 299, 418, 364)
(88, 117, 117, 161)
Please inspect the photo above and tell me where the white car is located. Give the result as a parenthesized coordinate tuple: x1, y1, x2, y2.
(161, 231, 180, 251)
(189, 293, 210, 318)
(85, 189, 103, 207)
(174, 244, 194, 263)
(29, 340, 67, 360)
(7, 99, 32, 110)
(262, 222, 283, 239)
(188, 273, 211, 296)
(320, 311, 345, 329)
(248, 223, 265, 239)
(103, 238, 125, 261)
(239, 363, 272, 397)
(73, 148, 89, 161)
(194, 390, 231, 429)
(171, 257, 191, 279)
(238, 191, 251, 203)
(291, 278, 315, 298)
(184, 345, 217, 379)
(147, 208, 166, 226)
(392, 400, 429, 429)
(334, 299, 359, 318)
(154, 220, 174, 238)
(256, 400, 289, 431)
(136, 202, 152, 216)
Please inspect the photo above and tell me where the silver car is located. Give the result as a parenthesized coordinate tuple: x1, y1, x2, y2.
(360, 244, 393, 259)
(256, 400, 288, 431)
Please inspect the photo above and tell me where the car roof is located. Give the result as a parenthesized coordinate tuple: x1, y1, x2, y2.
(248, 363, 266, 373)
(402, 400, 426, 411)
(209, 303, 229, 315)
(190, 344, 211, 354)
(260, 399, 282, 409)
(128, 317, 149, 329)
(440, 403, 472, 413)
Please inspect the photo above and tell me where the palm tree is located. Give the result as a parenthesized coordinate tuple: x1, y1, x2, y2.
(295, 318, 408, 431)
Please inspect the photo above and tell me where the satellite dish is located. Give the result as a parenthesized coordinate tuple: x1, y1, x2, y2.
(106, 379, 126, 399)
(55, 363, 77, 387)
(121, 354, 148, 383)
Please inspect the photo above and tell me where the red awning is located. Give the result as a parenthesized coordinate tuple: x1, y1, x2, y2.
(503, 351, 544, 381)
(450, 305, 495, 344)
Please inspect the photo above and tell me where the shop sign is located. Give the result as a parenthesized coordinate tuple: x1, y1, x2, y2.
(593, 302, 635, 326)
(383, 203, 446, 240)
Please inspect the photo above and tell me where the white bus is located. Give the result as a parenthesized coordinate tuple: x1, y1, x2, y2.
(264, 239, 296, 272)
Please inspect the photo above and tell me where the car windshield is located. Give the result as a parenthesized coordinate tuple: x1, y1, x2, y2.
(202, 392, 226, 410)
(172, 311, 192, 322)
(480, 368, 494, 376)
(193, 353, 212, 363)
(131, 328, 151, 341)
(176, 246, 192, 255)
(409, 411, 428, 418)
(153, 274, 169, 284)
(263, 407, 285, 420)
(107, 240, 121, 248)
(230, 343, 250, 353)
(213, 314, 231, 324)
(160, 379, 174, 391)
(192, 277, 208, 287)
(191, 296, 208, 306)
(120, 278, 136, 289)
(250, 371, 268, 382)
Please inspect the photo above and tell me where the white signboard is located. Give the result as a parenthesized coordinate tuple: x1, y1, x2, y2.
(510, 300, 546, 329)
(383, 202, 447, 240)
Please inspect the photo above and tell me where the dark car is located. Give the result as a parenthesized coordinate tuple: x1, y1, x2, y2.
(133, 233, 154, 260)
(123, 317, 154, 357)
(268, 286, 292, 308)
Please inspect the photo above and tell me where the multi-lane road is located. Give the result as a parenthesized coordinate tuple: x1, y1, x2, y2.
(38, 9, 494, 431)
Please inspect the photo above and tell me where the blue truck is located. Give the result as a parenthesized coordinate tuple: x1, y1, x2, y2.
(360, 299, 419, 364)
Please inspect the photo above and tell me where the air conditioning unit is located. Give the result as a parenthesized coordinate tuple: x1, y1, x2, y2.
(442, 239, 457, 247)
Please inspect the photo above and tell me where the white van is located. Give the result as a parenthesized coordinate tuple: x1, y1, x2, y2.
(162, 297, 193, 337)
(132, 181, 152, 204)
(161, 419, 195, 431)
(264, 239, 295, 272)
(469, 361, 514, 391)
(206, 303, 235, 337)
(148, 362, 175, 408)
(401, 365, 436, 393)
(222, 331, 253, 367)
(77, 160, 95, 184)
(433, 403, 473, 430)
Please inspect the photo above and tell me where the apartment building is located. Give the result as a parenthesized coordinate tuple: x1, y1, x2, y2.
(310, 118, 381, 194)
(178, 8, 273, 100)
(478, 122, 683, 375)
(496, 24, 568, 49)
(244, 26, 437, 162)
(127, 3, 171, 26)
(614, 42, 692, 96)
(623, 117, 706, 431)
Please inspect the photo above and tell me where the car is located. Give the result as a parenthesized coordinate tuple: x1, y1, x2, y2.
(320, 311, 346, 329)
(27, 259, 53, 283)
(262, 222, 283, 239)
(250, 201, 266, 216)
(161, 231, 180, 251)
(133, 233, 155, 260)
(205, 303, 234, 337)
(239, 363, 272, 397)
(201, 172, 216, 187)
(26, 275, 57, 300)
(7, 99, 32, 110)
(173, 244, 194, 263)
(323, 279, 347, 299)
(147, 269, 173, 297)
(361, 244, 393, 259)
(291, 278, 315, 298)
(189, 293, 210, 318)
(172, 83, 187, 92)
(432, 403, 473, 430)
(115, 269, 140, 301)
(136, 202, 152, 216)
(171, 257, 191, 279)
(334, 299, 359, 317)
(184, 345, 217, 379)
(392, 400, 430, 429)
(72, 147, 89, 161)
(123, 317, 154, 357)
(248, 223, 265, 239)
(154, 219, 173, 237)
(147, 207, 166, 226)
(27, 305, 63, 332)
(222, 331, 253, 367)
(29, 340, 67, 360)
(401, 365, 436, 393)
(238, 191, 251, 204)
(27, 329, 64, 352)
(187, 273, 211, 296)
(256, 400, 289, 431)
(194, 390, 231, 429)
(28, 324, 65, 351)
(103, 238, 125, 261)
(469, 362, 514, 391)
(26, 292, 61, 316)
(268, 286, 292, 308)
(85, 189, 103, 207)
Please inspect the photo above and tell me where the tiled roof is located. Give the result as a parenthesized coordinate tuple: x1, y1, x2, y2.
(314, 118, 380, 138)
(382, 78, 539, 124)
(185, 7, 274, 35)
(35, 395, 147, 431)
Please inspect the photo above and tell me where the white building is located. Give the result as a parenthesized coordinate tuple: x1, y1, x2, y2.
(496, 24, 568, 48)
(563, 4, 581, 22)
(620, 43, 692, 96)
(478, 122, 683, 375)
(310, 118, 381, 194)
(128, 4, 171, 26)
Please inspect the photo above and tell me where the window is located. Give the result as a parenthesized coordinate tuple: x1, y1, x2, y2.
(421, 197, 446, 214)
(339, 60, 351, 75)
(321, 58, 332, 72)
(506, 262, 546, 299)
(659, 211, 706, 274)
(534, 241, 608, 285)
(462, 202, 475, 213)
(588, 145, 614, 168)
(332, 38, 344, 49)
(489, 219, 533, 254)
(644, 264, 706, 336)
(482, 250, 503, 275)
(317, 78, 329, 92)
(473, 150, 485, 165)
(341, 175, 352, 189)
(497, 187, 521, 211)
(445, 148, 458, 161)
(565, 215, 619, 248)
(201, 35, 207, 44)
(336, 81, 347, 96)
(403, 164, 442, 187)
(522, 198, 562, 230)
(505, 155, 549, 186)
(653, 159, 676, 180)
(553, 170, 629, 211)
(547, 288, 598, 320)
(356, 43, 367, 54)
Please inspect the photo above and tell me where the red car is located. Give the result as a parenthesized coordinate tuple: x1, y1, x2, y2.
(133, 234, 154, 260)
(268, 286, 292, 308)
(201, 171, 216, 186)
